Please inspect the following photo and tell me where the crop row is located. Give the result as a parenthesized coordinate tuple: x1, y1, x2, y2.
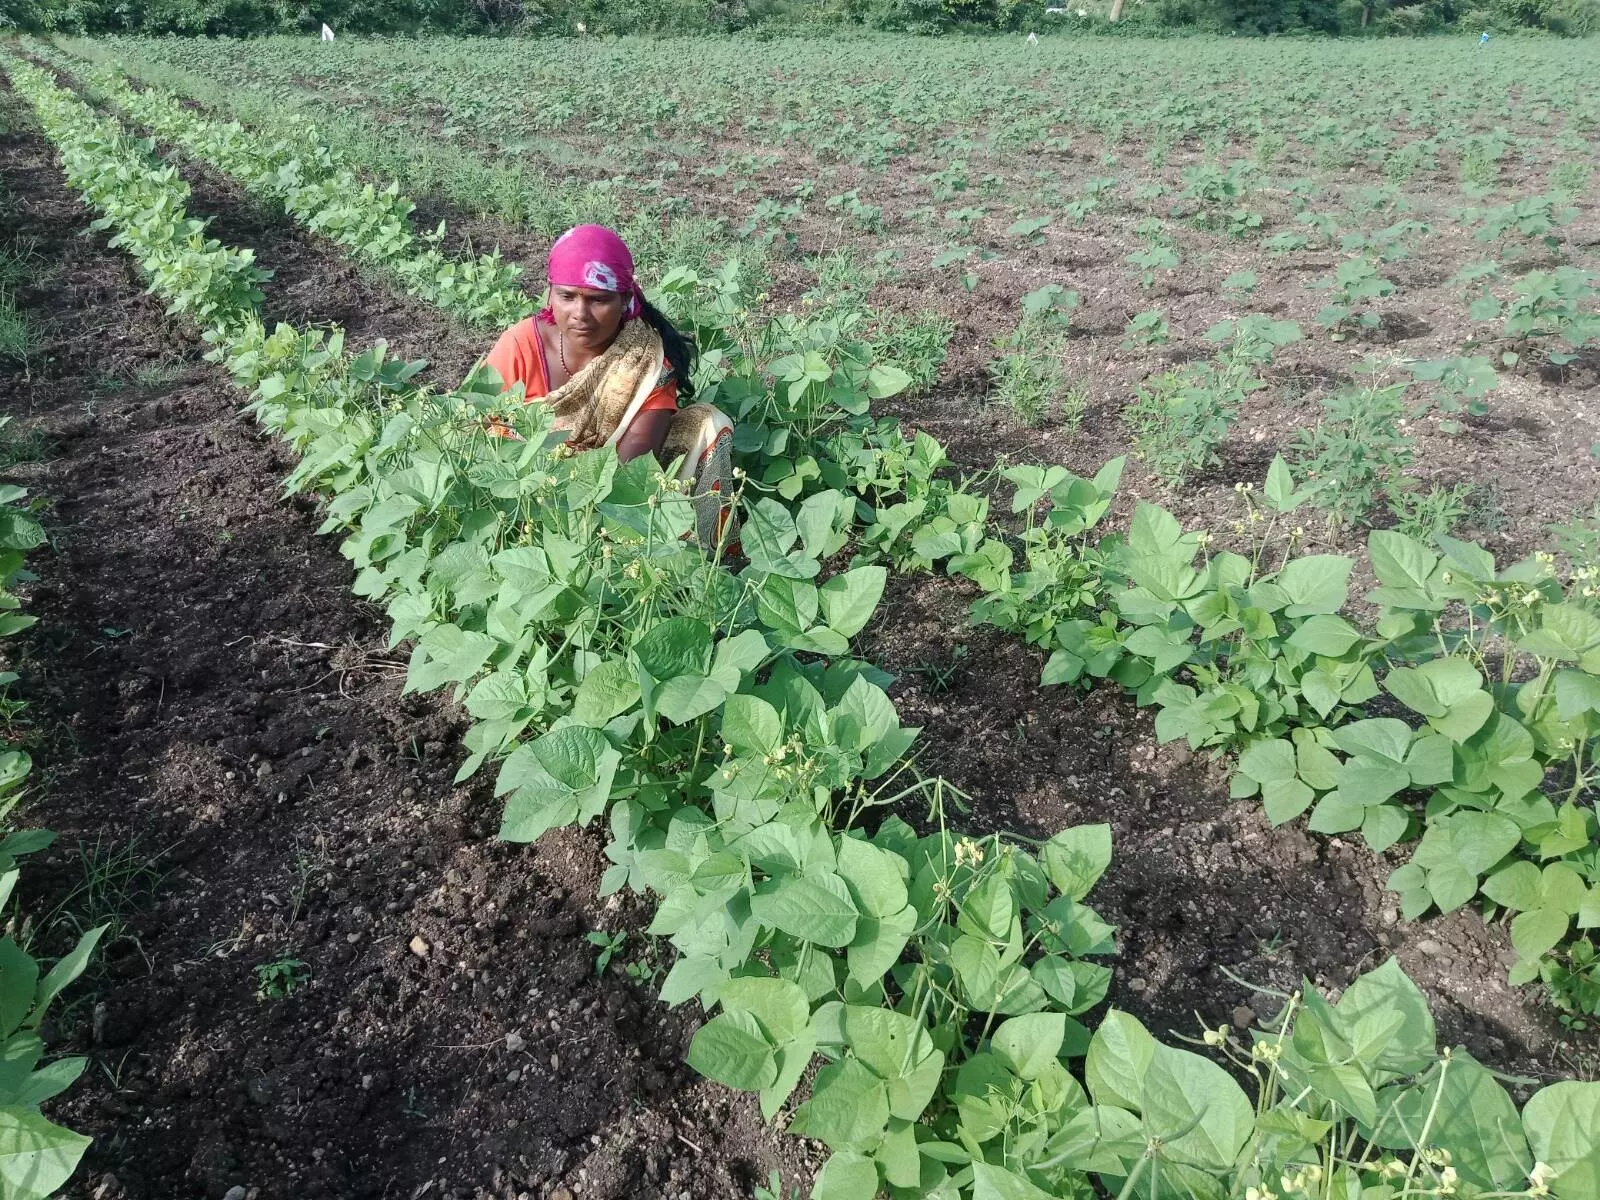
(70, 33, 1596, 325)
(12, 46, 1600, 1200)
(0, 50, 1120, 1200)
(47, 48, 534, 331)
(40, 41, 951, 398)
(56, 38, 739, 285)
(84, 35, 1598, 185)
(60, 37, 1596, 536)
(77, 36, 1594, 279)
(38, 46, 1600, 1011)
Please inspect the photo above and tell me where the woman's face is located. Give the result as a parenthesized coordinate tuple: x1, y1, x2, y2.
(549, 284, 626, 352)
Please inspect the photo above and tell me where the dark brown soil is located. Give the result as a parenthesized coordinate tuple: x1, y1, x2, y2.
(0, 97, 813, 1200)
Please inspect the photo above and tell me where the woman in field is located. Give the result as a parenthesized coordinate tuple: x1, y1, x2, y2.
(482, 223, 735, 548)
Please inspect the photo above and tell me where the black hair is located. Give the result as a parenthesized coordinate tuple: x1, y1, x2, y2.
(638, 295, 697, 402)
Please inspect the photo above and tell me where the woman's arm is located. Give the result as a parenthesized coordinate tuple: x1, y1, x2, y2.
(616, 409, 674, 463)
(483, 320, 542, 396)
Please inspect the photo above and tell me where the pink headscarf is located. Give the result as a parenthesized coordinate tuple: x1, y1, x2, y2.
(537, 224, 643, 324)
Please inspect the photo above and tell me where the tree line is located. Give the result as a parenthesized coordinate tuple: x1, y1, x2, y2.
(2, 0, 1594, 41)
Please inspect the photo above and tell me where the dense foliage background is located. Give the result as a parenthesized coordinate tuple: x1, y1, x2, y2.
(3, 0, 1596, 35)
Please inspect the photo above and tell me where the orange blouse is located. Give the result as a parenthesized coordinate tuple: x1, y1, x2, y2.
(485, 318, 679, 414)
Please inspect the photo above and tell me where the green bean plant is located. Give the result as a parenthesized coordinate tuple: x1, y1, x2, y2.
(1479, 267, 1600, 370)
(1312, 257, 1396, 336)
(956, 459, 1128, 689)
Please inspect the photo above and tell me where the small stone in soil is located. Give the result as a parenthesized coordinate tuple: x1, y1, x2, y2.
(409, 935, 430, 957)
(505, 1032, 526, 1053)
(1232, 1006, 1256, 1029)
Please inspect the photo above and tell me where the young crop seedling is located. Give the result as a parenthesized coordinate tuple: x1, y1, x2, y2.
(1482, 266, 1600, 369)
(1313, 257, 1396, 336)
(1223, 270, 1259, 298)
(1121, 309, 1169, 350)
(927, 159, 968, 201)
(1474, 193, 1577, 257)
(1226, 207, 1264, 240)
(1005, 214, 1051, 246)
(1126, 244, 1180, 290)
(987, 286, 1080, 428)
(585, 929, 626, 975)
(1287, 371, 1414, 527)
(254, 957, 309, 1000)
(1405, 355, 1499, 432)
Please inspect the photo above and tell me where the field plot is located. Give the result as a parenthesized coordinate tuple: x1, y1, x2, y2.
(91, 33, 1600, 551)
(1, 28, 1599, 1200)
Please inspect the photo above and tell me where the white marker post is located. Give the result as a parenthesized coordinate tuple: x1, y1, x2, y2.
(321, 23, 335, 41)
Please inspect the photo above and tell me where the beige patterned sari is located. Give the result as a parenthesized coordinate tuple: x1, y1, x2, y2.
(536, 319, 738, 551)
